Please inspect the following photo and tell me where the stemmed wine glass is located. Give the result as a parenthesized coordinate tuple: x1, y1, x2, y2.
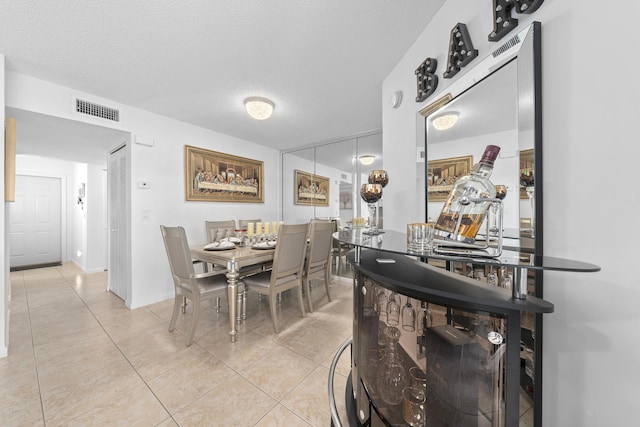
(387, 292, 400, 326)
(401, 296, 416, 332)
(360, 183, 383, 235)
(489, 185, 507, 235)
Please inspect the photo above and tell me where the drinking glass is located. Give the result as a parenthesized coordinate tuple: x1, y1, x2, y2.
(402, 387, 426, 426)
(377, 290, 388, 320)
(402, 297, 416, 332)
(387, 293, 400, 326)
(408, 367, 427, 396)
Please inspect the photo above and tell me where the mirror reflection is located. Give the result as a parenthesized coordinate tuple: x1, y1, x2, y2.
(423, 23, 540, 252)
(422, 22, 542, 427)
(281, 132, 383, 229)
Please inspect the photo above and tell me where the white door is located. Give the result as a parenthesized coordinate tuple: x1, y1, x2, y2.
(108, 145, 129, 301)
(10, 175, 62, 269)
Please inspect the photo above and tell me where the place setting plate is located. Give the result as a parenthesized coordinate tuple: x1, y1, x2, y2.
(252, 241, 277, 250)
(204, 241, 236, 251)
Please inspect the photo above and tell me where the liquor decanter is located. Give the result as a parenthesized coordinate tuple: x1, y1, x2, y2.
(377, 326, 407, 405)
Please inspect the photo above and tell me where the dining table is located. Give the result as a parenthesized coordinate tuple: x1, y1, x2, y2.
(190, 243, 276, 342)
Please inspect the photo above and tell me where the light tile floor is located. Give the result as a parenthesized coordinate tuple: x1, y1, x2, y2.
(2, 263, 353, 426)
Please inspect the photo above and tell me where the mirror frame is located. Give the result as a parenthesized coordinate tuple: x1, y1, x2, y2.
(420, 21, 543, 427)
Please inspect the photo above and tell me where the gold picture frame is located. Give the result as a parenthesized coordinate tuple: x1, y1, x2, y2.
(294, 170, 330, 206)
(427, 155, 473, 202)
(185, 145, 264, 202)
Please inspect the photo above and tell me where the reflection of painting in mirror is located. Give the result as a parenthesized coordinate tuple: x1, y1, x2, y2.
(520, 149, 534, 199)
(185, 145, 263, 202)
(427, 155, 472, 202)
(295, 170, 330, 206)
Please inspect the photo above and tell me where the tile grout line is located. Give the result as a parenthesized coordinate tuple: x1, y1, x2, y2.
(65, 272, 183, 426)
(20, 271, 49, 427)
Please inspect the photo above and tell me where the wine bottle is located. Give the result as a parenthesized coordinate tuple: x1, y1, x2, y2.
(435, 145, 501, 243)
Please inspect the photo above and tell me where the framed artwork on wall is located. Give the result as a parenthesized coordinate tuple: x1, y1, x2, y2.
(427, 155, 473, 202)
(294, 170, 330, 206)
(184, 145, 264, 202)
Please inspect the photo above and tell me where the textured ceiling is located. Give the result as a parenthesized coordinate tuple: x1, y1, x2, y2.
(1, 0, 444, 160)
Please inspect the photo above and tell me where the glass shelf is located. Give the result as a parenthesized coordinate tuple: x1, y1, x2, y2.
(335, 228, 600, 273)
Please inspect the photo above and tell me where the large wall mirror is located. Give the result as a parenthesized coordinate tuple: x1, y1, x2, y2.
(281, 132, 383, 227)
(421, 22, 543, 427)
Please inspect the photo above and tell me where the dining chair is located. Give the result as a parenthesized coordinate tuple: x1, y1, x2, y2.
(160, 225, 231, 346)
(331, 219, 350, 275)
(205, 220, 236, 243)
(303, 220, 334, 312)
(243, 223, 308, 333)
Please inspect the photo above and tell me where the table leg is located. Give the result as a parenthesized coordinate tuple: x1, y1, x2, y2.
(236, 282, 243, 325)
(226, 260, 240, 343)
(242, 284, 248, 321)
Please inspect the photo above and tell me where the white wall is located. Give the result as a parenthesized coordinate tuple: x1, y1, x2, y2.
(1, 53, 7, 357)
(6, 72, 281, 309)
(382, 0, 639, 425)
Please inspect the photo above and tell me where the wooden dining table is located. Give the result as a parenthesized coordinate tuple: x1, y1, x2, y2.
(190, 244, 275, 342)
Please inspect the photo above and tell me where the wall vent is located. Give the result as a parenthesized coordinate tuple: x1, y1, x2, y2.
(75, 98, 120, 122)
(341, 173, 348, 180)
(492, 34, 520, 58)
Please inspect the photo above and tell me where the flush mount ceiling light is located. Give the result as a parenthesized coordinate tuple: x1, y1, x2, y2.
(359, 155, 376, 165)
(431, 112, 459, 130)
(244, 97, 275, 120)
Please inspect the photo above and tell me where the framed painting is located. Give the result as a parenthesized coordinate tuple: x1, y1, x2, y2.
(185, 145, 264, 202)
(427, 155, 473, 202)
(294, 170, 330, 206)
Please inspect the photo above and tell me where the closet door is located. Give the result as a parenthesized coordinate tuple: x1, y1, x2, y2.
(108, 145, 129, 301)
(10, 175, 62, 269)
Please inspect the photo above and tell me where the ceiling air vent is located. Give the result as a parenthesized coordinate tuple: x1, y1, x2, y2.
(75, 98, 120, 122)
(492, 34, 520, 58)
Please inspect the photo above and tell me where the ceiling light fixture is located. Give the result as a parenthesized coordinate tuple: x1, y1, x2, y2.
(431, 112, 459, 130)
(359, 155, 375, 165)
(244, 97, 275, 120)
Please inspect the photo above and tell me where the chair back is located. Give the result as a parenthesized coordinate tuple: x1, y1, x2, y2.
(160, 225, 195, 282)
(307, 220, 334, 271)
(205, 220, 236, 243)
(271, 223, 309, 282)
(238, 219, 261, 230)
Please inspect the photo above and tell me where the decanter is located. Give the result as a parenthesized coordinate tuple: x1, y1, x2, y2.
(435, 145, 501, 243)
(377, 326, 407, 405)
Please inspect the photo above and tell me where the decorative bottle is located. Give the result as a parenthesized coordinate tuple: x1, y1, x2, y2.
(435, 145, 501, 243)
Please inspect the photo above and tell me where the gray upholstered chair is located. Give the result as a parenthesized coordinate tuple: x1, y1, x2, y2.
(160, 225, 230, 346)
(243, 223, 308, 333)
(303, 220, 334, 312)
